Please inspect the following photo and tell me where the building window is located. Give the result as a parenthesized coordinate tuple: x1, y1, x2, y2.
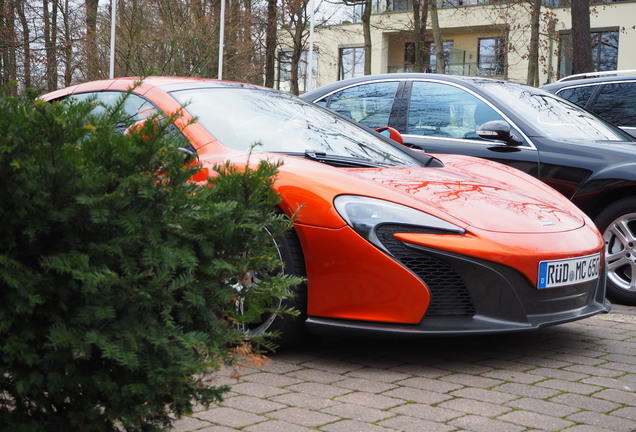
(558, 28, 619, 78)
(404, 41, 454, 73)
(478, 37, 506, 76)
(277, 50, 318, 93)
(339, 47, 365, 80)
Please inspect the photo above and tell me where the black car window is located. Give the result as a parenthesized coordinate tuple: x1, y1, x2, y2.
(408, 81, 504, 139)
(592, 82, 636, 127)
(556, 86, 596, 107)
(324, 81, 399, 129)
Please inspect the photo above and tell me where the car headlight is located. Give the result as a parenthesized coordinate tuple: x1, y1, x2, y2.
(334, 195, 465, 252)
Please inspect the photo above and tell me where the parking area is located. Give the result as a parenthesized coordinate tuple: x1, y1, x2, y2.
(172, 305, 636, 432)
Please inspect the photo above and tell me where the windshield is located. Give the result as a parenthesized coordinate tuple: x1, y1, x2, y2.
(476, 81, 630, 142)
(170, 87, 421, 167)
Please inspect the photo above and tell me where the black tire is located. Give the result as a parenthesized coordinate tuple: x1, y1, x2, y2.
(594, 197, 636, 306)
(237, 227, 307, 349)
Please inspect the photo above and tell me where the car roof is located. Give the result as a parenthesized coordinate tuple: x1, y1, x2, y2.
(542, 73, 636, 92)
(301, 73, 508, 100)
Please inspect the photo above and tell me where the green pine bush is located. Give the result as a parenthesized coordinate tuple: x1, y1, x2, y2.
(0, 88, 299, 431)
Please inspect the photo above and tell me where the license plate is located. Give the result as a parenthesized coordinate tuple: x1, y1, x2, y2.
(538, 253, 601, 289)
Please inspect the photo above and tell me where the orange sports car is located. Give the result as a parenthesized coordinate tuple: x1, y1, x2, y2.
(43, 77, 609, 346)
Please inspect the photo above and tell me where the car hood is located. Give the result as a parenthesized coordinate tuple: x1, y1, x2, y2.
(342, 156, 586, 234)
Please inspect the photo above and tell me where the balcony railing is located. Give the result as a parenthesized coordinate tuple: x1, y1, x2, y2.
(387, 62, 507, 78)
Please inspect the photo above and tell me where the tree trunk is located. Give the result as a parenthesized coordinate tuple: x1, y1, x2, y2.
(526, 0, 541, 86)
(3, 0, 18, 92)
(16, 0, 31, 89)
(412, 0, 428, 73)
(428, 0, 444, 74)
(85, 0, 99, 80)
(264, 0, 277, 87)
(43, 0, 58, 90)
(571, 0, 593, 74)
(290, 12, 304, 95)
(362, 0, 372, 75)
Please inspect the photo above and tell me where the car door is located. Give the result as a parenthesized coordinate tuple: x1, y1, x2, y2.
(397, 80, 541, 177)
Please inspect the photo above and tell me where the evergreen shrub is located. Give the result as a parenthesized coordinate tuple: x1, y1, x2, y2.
(0, 88, 298, 431)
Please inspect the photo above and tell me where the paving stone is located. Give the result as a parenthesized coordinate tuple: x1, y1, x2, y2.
(497, 410, 574, 430)
(435, 361, 494, 375)
(549, 393, 622, 413)
(449, 387, 518, 404)
(389, 365, 452, 378)
(300, 359, 365, 374)
(382, 386, 453, 405)
(526, 367, 590, 381)
(612, 406, 636, 420)
(320, 419, 397, 432)
(268, 406, 341, 427)
(221, 395, 288, 414)
(565, 364, 625, 378)
(193, 406, 265, 428)
(448, 414, 526, 432)
(269, 392, 339, 410)
(169, 415, 216, 432)
(535, 378, 602, 395)
(492, 382, 561, 399)
(322, 402, 395, 422)
(396, 376, 464, 393)
(480, 369, 544, 384)
(567, 410, 636, 432)
(230, 381, 290, 398)
(242, 371, 303, 387)
(378, 414, 456, 432)
(437, 397, 511, 417)
(244, 419, 315, 432)
(505, 396, 579, 417)
(441, 373, 503, 388)
(592, 388, 636, 405)
(286, 368, 346, 384)
(335, 377, 397, 393)
(390, 402, 462, 422)
(285, 382, 352, 398)
(335, 391, 403, 409)
(346, 367, 413, 383)
(177, 425, 237, 432)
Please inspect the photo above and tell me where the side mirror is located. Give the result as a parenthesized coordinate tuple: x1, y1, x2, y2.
(375, 126, 404, 145)
(477, 120, 521, 146)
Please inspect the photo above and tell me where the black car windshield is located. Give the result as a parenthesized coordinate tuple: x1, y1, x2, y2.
(170, 87, 421, 167)
(476, 81, 629, 142)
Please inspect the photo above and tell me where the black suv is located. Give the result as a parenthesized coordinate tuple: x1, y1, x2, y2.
(542, 71, 636, 138)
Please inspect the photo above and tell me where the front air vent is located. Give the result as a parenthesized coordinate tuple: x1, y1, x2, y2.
(376, 224, 475, 318)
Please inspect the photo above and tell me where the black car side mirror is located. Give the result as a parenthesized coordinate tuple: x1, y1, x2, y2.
(477, 120, 522, 146)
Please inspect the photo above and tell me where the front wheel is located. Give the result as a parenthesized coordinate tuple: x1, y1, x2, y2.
(233, 228, 307, 349)
(594, 197, 636, 306)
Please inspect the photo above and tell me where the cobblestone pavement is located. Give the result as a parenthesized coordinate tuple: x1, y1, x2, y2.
(172, 305, 636, 432)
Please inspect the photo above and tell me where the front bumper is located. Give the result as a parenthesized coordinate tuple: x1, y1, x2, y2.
(306, 240, 610, 338)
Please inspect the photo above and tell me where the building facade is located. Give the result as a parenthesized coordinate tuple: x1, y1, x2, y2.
(277, 0, 636, 92)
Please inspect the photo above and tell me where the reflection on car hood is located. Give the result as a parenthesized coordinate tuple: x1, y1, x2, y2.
(344, 156, 585, 234)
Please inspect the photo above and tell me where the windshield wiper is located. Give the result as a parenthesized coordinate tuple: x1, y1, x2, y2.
(273, 150, 390, 168)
